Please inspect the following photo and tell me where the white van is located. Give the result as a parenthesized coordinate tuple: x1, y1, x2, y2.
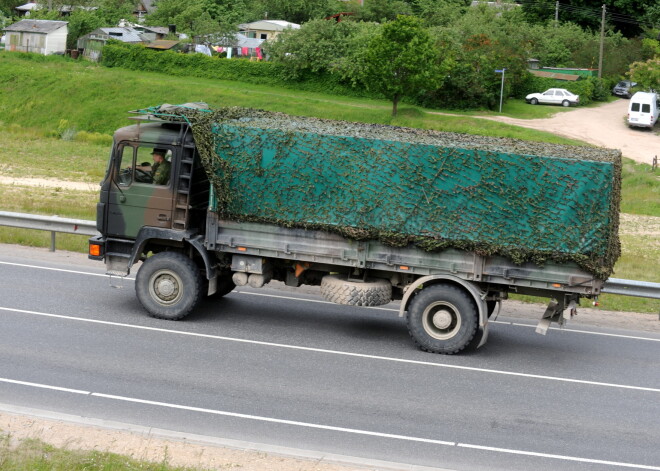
(628, 92, 659, 129)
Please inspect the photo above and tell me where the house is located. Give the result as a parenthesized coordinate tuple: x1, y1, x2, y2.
(134, 0, 156, 23)
(14, 2, 39, 17)
(238, 20, 300, 41)
(3, 19, 68, 55)
(77, 27, 147, 61)
(14, 2, 97, 17)
(132, 25, 170, 41)
(118, 19, 171, 41)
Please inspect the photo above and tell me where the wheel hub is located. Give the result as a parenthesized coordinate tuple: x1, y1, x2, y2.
(432, 309, 454, 329)
(155, 274, 178, 301)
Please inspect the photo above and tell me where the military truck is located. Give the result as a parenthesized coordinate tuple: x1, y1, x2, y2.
(89, 104, 621, 354)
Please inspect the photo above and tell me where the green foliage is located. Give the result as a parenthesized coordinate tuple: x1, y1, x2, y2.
(409, 0, 469, 27)
(350, 0, 413, 22)
(244, 0, 345, 24)
(621, 160, 660, 216)
(627, 58, 660, 91)
(101, 39, 373, 98)
(364, 15, 449, 115)
(145, 0, 231, 39)
(101, 40, 283, 83)
(63, 9, 104, 50)
(520, 0, 648, 38)
(264, 18, 380, 85)
(641, 37, 660, 59)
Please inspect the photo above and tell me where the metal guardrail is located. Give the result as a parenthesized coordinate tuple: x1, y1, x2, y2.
(0, 211, 98, 252)
(0, 212, 659, 303)
(602, 278, 660, 300)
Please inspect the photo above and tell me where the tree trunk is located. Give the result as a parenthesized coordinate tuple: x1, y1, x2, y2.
(392, 94, 400, 117)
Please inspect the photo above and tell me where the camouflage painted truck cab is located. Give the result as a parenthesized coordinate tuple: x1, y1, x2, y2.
(89, 104, 622, 354)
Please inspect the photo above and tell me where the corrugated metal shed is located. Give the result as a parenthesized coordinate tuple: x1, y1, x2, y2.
(145, 40, 180, 50)
(4, 19, 68, 34)
(97, 27, 145, 43)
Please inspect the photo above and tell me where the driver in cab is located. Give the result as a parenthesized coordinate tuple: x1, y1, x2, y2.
(136, 148, 171, 185)
(148, 148, 171, 185)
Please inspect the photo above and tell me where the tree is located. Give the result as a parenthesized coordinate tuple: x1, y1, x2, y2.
(409, 0, 469, 27)
(351, 0, 412, 23)
(520, 0, 650, 38)
(64, 9, 104, 49)
(628, 58, 660, 91)
(363, 15, 449, 116)
(264, 18, 379, 80)
(146, 0, 229, 38)
(244, 0, 344, 24)
(0, 0, 22, 16)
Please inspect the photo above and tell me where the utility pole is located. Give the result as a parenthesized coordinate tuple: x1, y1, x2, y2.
(555, 1, 559, 25)
(598, 4, 605, 79)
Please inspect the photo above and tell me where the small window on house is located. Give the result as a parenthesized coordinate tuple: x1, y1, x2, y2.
(246, 31, 256, 38)
(260, 33, 267, 40)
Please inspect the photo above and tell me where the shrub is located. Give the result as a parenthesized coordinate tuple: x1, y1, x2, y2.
(100, 41, 376, 98)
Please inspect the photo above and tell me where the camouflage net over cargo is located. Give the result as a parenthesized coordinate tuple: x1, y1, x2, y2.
(150, 104, 621, 280)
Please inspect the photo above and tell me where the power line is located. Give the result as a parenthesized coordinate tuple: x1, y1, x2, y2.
(517, 1, 654, 28)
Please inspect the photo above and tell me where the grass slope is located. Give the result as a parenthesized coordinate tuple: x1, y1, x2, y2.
(0, 52, 582, 143)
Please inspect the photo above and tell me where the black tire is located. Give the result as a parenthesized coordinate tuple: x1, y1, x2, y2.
(562, 100, 570, 107)
(135, 252, 203, 320)
(320, 274, 391, 306)
(406, 284, 478, 354)
(530, 98, 538, 105)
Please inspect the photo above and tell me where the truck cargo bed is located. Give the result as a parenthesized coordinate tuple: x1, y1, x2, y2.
(209, 218, 603, 297)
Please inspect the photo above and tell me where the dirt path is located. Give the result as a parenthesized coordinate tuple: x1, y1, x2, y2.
(473, 99, 659, 165)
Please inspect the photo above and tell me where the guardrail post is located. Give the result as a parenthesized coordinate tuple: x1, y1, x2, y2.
(50, 231, 56, 252)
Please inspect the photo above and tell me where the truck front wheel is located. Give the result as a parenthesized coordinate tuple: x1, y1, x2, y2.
(407, 284, 478, 354)
(136, 252, 202, 320)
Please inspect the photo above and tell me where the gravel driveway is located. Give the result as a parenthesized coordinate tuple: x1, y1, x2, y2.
(484, 99, 659, 165)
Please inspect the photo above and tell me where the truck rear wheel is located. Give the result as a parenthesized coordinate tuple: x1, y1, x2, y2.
(136, 252, 203, 320)
(407, 284, 478, 354)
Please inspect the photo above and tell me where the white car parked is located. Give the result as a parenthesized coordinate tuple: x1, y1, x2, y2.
(525, 88, 580, 107)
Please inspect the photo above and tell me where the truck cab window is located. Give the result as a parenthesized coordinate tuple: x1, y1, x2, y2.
(117, 146, 136, 186)
(117, 145, 171, 185)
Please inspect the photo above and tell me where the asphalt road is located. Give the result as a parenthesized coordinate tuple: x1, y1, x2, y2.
(0, 247, 659, 471)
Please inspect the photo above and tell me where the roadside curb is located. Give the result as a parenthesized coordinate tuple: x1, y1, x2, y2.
(0, 403, 453, 471)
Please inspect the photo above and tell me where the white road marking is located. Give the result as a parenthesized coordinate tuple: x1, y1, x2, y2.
(0, 376, 658, 470)
(1, 306, 659, 394)
(0, 260, 127, 279)
(1, 259, 658, 342)
(492, 320, 660, 342)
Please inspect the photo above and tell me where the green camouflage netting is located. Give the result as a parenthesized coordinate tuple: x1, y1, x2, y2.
(152, 105, 621, 280)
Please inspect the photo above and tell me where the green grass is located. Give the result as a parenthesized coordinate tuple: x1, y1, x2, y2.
(0, 52, 585, 144)
(0, 435, 204, 471)
(621, 159, 660, 216)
